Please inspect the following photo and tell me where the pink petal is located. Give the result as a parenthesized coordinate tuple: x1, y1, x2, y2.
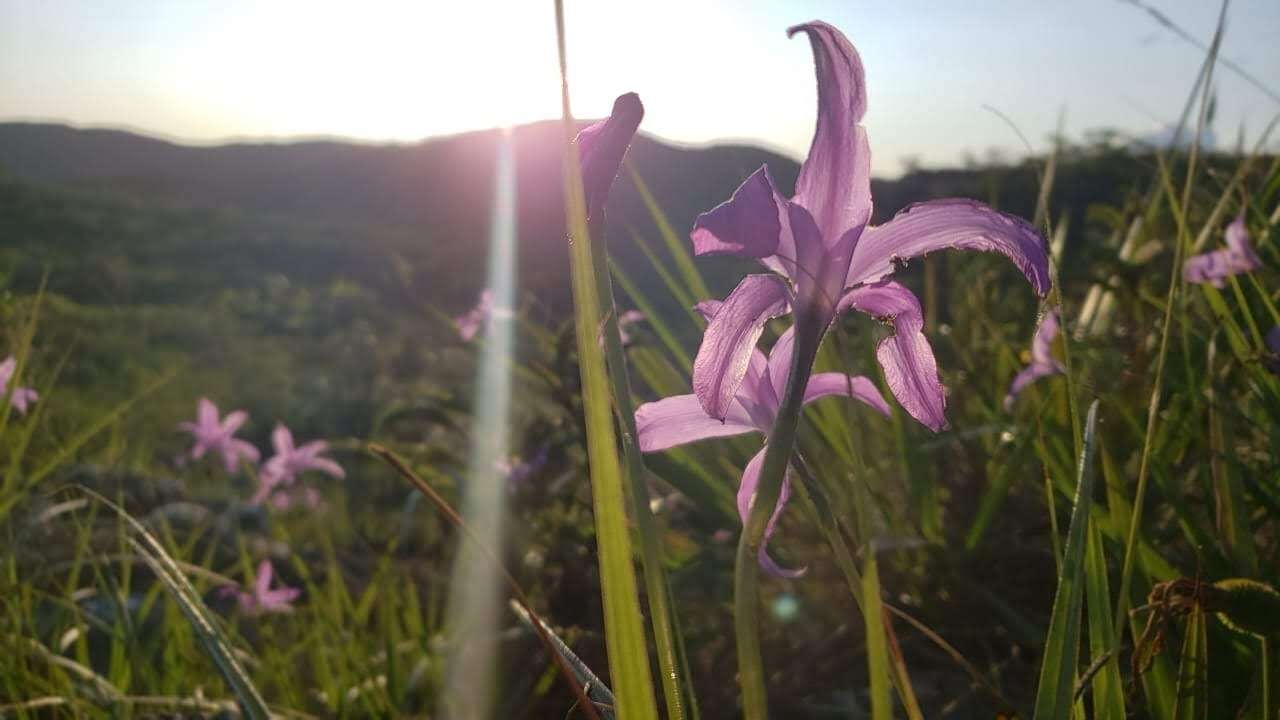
(802, 373, 891, 417)
(10, 388, 37, 414)
(848, 199, 1051, 295)
(1003, 363, 1061, 410)
(694, 300, 721, 323)
(295, 440, 330, 457)
(767, 326, 797, 404)
(197, 398, 218, 431)
(737, 448, 806, 579)
(221, 410, 248, 436)
(255, 560, 273, 598)
(272, 424, 295, 455)
(1183, 220, 1260, 286)
(0, 356, 14, 387)
(575, 92, 644, 221)
(304, 457, 344, 480)
(1031, 311, 1062, 366)
(635, 394, 757, 452)
(839, 281, 947, 431)
(787, 22, 873, 244)
(692, 274, 791, 419)
(785, 202, 857, 317)
(691, 166, 784, 258)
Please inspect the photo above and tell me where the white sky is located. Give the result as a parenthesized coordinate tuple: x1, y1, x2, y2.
(2, 0, 1277, 176)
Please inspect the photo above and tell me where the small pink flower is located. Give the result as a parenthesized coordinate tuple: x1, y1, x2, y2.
(178, 398, 260, 474)
(221, 560, 300, 616)
(253, 424, 343, 505)
(0, 356, 38, 415)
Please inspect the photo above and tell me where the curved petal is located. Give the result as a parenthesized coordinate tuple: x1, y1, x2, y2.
(272, 424, 295, 455)
(305, 457, 345, 480)
(10, 388, 37, 414)
(787, 22, 873, 243)
(692, 165, 783, 258)
(224, 439, 260, 473)
(693, 299, 721, 323)
(1225, 216, 1255, 259)
(737, 448, 806, 579)
(0, 356, 13, 386)
(198, 398, 218, 431)
(802, 373, 892, 417)
(787, 202, 851, 316)
(1003, 363, 1060, 410)
(255, 560, 273, 598)
(221, 409, 248, 436)
(848, 199, 1051, 295)
(635, 394, 757, 452)
(693, 274, 791, 419)
(839, 281, 947, 431)
(575, 92, 644, 221)
(767, 325, 797, 404)
(1031, 311, 1061, 366)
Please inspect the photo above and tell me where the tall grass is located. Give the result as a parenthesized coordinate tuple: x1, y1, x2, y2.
(2, 1, 1279, 718)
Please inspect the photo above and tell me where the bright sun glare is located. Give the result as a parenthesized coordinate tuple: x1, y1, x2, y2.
(188, 2, 564, 140)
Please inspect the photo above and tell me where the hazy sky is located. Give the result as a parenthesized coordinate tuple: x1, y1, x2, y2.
(2, 1, 1278, 176)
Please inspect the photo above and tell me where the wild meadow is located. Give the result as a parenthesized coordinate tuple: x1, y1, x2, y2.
(1, 4, 1278, 719)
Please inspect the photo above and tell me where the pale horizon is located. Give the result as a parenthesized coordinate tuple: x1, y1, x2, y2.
(3, 0, 1278, 177)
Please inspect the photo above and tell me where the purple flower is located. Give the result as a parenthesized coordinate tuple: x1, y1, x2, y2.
(1184, 216, 1262, 287)
(253, 424, 344, 505)
(177, 398, 260, 474)
(221, 560, 300, 616)
(688, 22, 1049, 432)
(1004, 311, 1066, 409)
(575, 93, 644, 222)
(455, 289, 494, 342)
(267, 485, 322, 511)
(496, 445, 549, 489)
(0, 356, 38, 415)
(636, 301, 891, 577)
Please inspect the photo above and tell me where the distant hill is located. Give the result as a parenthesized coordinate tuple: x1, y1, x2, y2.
(0, 120, 1211, 319)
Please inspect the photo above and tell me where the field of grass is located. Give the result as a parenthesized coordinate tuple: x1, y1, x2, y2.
(2, 7, 1279, 720)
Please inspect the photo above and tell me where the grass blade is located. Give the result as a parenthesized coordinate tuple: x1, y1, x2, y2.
(1032, 400, 1100, 720)
(73, 488, 272, 720)
(862, 544, 892, 720)
(1171, 607, 1208, 720)
(553, 3, 659, 716)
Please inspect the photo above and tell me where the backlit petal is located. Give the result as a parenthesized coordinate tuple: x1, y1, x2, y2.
(575, 93, 644, 221)
(839, 281, 947, 431)
(787, 22, 873, 242)
(693, 274, 791, 419)
(635, 394, 758, 452)
(849, 199, 1050, 295)
(802, 373, 892, 417)
(272, 424, 295, 455)
(737, 448, 806, 579)
(691, 165, 783, 258)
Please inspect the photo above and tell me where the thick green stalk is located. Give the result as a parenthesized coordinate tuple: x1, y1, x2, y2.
(735, 314, 822, 719)
(592, 216, 691, 720)
(553, 2, 659, 717)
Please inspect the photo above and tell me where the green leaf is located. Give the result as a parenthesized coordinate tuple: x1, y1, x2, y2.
(1033, 400, 1100, 720)
(862, 545, 892, 720)
(1083, 523, 1125, 717)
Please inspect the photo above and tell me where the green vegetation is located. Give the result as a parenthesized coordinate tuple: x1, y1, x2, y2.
(1, 57, 1279, 720)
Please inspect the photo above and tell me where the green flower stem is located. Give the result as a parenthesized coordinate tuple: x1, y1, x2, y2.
(591, 215, 692, 720)
(735, 315, 822, 720)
